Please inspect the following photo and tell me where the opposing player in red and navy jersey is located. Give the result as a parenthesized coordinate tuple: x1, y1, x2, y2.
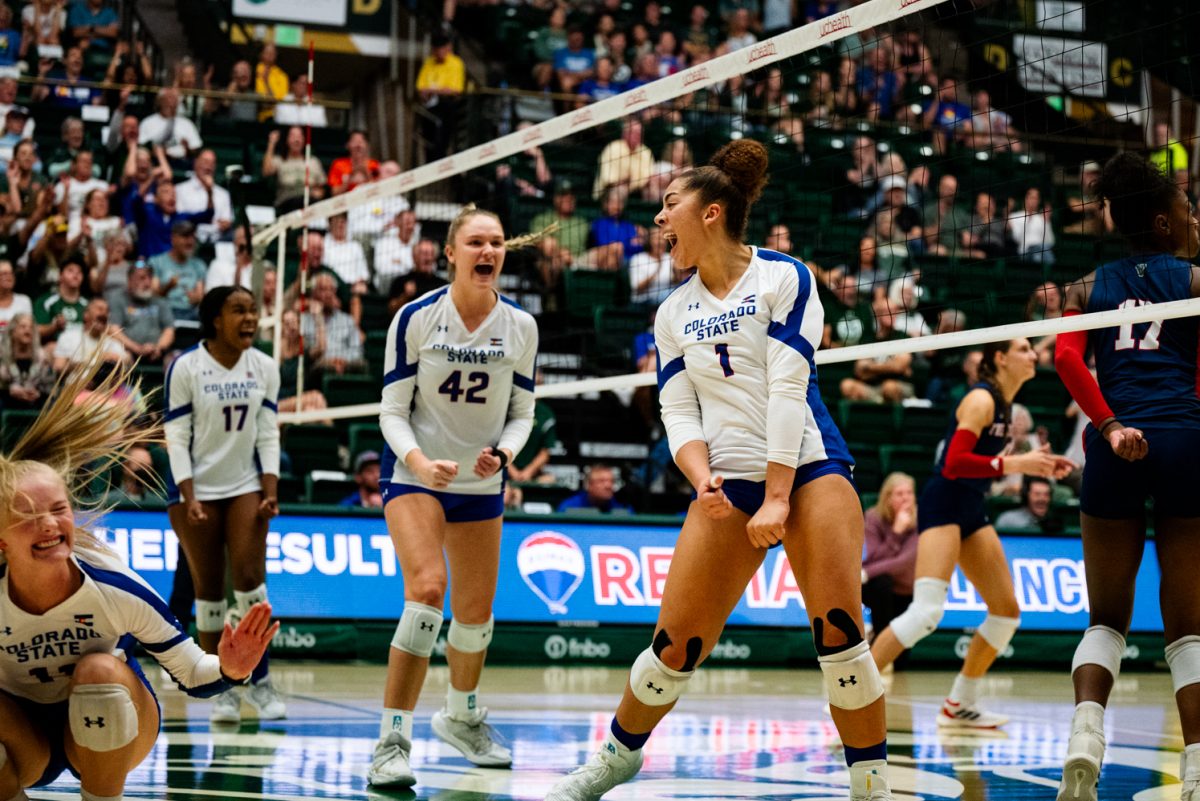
(1054, 152, 1200, 801)
(870, 339, 1074, 728)
(548, 140, 893, 801)
(0, 356, 277, 801)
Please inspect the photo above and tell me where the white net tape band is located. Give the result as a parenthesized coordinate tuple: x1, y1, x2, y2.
(276, 297, 1199, 423)
(251, 0, 939, 245)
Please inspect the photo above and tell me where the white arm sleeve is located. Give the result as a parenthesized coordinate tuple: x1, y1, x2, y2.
(379, 305, 422, 462)
(655, 309, 704, 459)
(255, 356, 281, 476)
(497, 315, 538, 456)
(764, 263, 822, 468)
(163, 355, 195, 483)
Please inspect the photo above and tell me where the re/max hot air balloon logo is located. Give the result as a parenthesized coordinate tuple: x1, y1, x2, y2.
(517, 532, 586, 615)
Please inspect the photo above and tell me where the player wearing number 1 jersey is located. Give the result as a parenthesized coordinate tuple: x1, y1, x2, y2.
(369, 206, 537, 789)
(1054, 153, 1200, 801)
(164, 285, 285, 727)
(548, 141, 893, 801)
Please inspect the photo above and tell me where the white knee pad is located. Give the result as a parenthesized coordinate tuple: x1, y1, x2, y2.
(195, 599, 228, 634)
(977, 614, 1020, 653)
(819, 640, 885, 711)
(447, 616, 494, 654)
(629, 647, 693, 706)
(69, 683, 138, 752)
(1072, 625, 1126, 678)
(391, 601, 443, 657)
(889, 577, 948, 648)
(1166, 635, 1200, 693)
(229, 584, 268, 628)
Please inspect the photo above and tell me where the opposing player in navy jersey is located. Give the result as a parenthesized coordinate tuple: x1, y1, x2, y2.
(0, 355, 277, 801)
(369, 206, 538, 788)
(870, 339, 1074, 728)
(547, 140, 893, 801)
(164, 285, 285, 725)
(1054, 152, 1200, 801)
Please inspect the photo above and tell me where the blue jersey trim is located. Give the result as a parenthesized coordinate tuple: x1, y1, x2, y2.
(384, 287, 447, 387)
(262, 399, 277, 412)
(162, 343, 200, 412)
(77, 558, 184, 635)
(760, 250, 817, 360)
(141, 631, 189, 654)
(164, 403, 192, 422)
(514, 372, 535, 392)
(656, 353, 686, 392)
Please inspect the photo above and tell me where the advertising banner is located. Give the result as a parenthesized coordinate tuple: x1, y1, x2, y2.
(94, 511, 1165, 632)
(232, 0, 347, 27)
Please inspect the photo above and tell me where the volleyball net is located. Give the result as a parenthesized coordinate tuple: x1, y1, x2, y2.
(251, 0, 1199, 450)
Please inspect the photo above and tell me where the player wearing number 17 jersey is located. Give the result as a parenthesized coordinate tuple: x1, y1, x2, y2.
(1054, 152, 1200, 801)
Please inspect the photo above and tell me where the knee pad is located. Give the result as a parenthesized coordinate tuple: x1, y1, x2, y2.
(819, 639, 885, 711)
(69, 683, 138, 752)
(629, 646, 693, 706)
(1072, 625, 1126, 678)
(1166, 635, 1200, 693)
(977, 614, 1020, 653)
(195, 599, 228, 634)
(391, 601, 443, 657)
(229, 584, 268, 628)
(889, 577, 948, 649)
(447, 616, 494, 654)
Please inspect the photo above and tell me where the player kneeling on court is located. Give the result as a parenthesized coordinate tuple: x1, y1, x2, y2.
(0, 356, 279, 801)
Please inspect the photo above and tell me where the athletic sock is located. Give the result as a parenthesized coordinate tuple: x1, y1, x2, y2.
(381, 707, 414, 741)
(845, 740, 888, 766)
(446, 685, 479, 720)
(609, 717, 650, 752)
(948, 673, 980, 707)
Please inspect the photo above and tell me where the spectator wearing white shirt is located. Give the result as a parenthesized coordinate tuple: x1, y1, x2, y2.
(274, 73, 328, 128)
(628, 228, 674, 305)
(53, 150, 109, 221)
(321, 212, 370, 295)
(71, 187, 121, 266)
(175, 149, 232, 244)
(347, 161, 410, 240)
(1007, 186, 1055, 265)
(207, 225, 255, 290)
(139, 88, 203, 165)
(372, 209, 419, 294)
(51, 296, 128, 372)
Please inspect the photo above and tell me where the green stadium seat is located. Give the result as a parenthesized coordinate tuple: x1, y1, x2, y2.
(879, 444, 935, 484)
(1015, 368, 1068, 411)
(839, 401, 899, 445)
(563, 269, 622, 320)
(846, 443, 882, 493)
(365, 330, 389, 374)
(305, 473, 358, 505)
(348, 423, 385, 461)
(282, 424, 343, 475)
(900, 404, 949, 449)
(593, 305, 649, 366)
(0, 409, 39, 449)
(359, 293, 392, 334)
(322, 373, 381, 408)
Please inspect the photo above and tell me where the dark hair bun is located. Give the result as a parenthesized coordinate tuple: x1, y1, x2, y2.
(1095, 151, 1165, 204)
(710, 139, 769, 204)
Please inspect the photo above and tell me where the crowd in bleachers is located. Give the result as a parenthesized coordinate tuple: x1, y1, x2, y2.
(0, 0, 1193, 527)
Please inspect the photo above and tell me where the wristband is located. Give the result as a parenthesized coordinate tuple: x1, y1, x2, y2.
(489, 446, 509, 470)
(220, 668, 251, 686)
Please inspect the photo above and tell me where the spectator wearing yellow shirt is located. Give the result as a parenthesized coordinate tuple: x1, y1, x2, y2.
(1150, 121, 1188, 177)
(256, 41, 289, 121)
(416, 32, 465, 159)
(593, 117, 654, 200)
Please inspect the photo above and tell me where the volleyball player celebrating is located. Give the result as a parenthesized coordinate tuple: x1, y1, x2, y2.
(0, 357, 278, 801)
(369, 206, 538, 788)
(869, 339, 1073, 727)
(547, 140, 893, 801)
(164, 285, 285, 725)
(1054, 153, 1200, 801)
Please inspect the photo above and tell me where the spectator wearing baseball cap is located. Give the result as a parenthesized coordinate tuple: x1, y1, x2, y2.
(147, 219, 207, 322)
(341, 450, 383, 508)
(0, 107, 39, 174)
(529, 178, 591, 288)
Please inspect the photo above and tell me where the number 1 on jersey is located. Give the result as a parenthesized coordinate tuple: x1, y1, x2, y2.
(1114, 299, 1162, 351)
(714, 343, 734, 377)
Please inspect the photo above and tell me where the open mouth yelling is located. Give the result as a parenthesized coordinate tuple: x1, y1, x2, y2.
(474, 263, 495, 276)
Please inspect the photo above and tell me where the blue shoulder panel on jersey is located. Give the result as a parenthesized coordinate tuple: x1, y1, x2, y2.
(759, 249, 816, 360)
(657, 352, 686, 392)
(77, 557, 185, 635)
(499, 293, 526, 312)
(384, 287, 447, 386)
(162, 344, 201, 411)
(164, 403, 192, 422)
(140, 631, 190, 654)
(514, 373, 535, 392)
(262, 399, 278, 412)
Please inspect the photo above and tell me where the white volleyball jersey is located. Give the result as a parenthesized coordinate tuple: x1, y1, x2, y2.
(655, 247, 852, 482)
(381, 287, 537, 494)
(0, 542, 225, 704)
(163, 344, 281, 502)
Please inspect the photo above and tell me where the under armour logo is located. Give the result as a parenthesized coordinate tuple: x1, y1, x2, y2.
(688, 302, 701, 311)
(436, 324, 449, 332)
(645, 681, 664, 694)
(419, 622, 435, 631)
(84, 716, 105, 728)
(838, 675, 857, 687)
(0, 627, 10, 636)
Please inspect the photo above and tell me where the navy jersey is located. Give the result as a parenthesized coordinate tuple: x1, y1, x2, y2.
(1086, 254, 1200, 429)
(934, 382, 1010, 494)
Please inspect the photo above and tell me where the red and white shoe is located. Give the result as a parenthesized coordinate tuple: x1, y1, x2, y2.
(937, 698, 1008, 728)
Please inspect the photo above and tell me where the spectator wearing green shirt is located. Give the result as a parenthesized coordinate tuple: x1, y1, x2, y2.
(509, 398, 559, 484)
(922, 173, 972, 257)
(1150, 121, 1188, 178)
(531, 179, 590, 288)
(33, 257, 86, 343)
